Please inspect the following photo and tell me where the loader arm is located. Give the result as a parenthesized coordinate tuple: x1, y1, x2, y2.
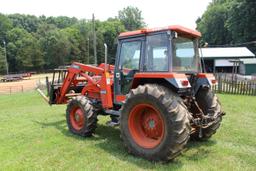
(55, 62, 113, 109)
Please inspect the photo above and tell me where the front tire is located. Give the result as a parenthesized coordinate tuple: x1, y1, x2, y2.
(120, 84, 191, 161)
(66, 96, 98, 137)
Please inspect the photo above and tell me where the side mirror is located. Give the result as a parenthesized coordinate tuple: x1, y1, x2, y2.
(172, 31, 178, 39)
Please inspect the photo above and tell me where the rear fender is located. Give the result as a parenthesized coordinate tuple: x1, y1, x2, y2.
(194, 73, 217, 93)
(131, 72, 191, 90)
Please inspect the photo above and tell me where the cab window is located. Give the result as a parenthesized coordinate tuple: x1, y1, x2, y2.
(145, 33, 169, 71)
(119, 41, 141, 70)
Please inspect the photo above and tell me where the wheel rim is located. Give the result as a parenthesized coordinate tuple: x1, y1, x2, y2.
(70, 106, 85, 131)
(128, 103, 165, 148)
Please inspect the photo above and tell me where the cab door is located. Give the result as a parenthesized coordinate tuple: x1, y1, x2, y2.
(114, 37, 144, 103)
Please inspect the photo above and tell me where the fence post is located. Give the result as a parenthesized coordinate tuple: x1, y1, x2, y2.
(252, 83, 254, 95)
(254, 83, 256, 96)
(239, 81, 242, 95)
(246, 82, 250, 95)
(231, 80, 234, 94)
(218, 75, 222, 93)
(234, 81, 237, 94)
(237, 81, 240, 94)
(242, 81, 245, 95)
(222, 77, 225, 93)
(224, 78, 227, 93)
(248, 82, 250, 95)
(226, 78, 229, 93)
(46, 76, 49, 96)
(249, 82, 253, 96)
(21, 85, 23, 92)
(228, 80, 231, 94)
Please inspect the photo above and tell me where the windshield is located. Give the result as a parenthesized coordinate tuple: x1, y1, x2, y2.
(144, 33, 169, 71)
(172, 37, 199, 72)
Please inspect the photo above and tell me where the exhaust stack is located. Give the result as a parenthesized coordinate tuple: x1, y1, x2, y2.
(104, 43, 108, 71)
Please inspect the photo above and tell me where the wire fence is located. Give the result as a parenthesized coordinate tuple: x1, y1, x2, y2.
(0, 78, 47, 95)
(0, 85, 24, 95)
(213, 74, 256, 96)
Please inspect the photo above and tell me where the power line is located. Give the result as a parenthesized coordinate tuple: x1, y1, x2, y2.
(206, 41, 256, 47)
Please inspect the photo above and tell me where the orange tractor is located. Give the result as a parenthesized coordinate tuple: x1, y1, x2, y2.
(42, 25, 224, 161)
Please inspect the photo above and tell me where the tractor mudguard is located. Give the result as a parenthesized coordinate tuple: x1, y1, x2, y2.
(131, 72, 191, 90)
(194, 73, 217, 94)
(164, 77, 191, 89)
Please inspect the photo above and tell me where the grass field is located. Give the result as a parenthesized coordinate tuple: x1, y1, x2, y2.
(0, 92, 255, 170)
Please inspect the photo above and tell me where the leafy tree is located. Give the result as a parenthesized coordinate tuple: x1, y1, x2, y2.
(118, 6, 145, 31)
(0, 6, 146, 72)
(226, 0, 256, 52)
(0, 47, 7, 74)
(41, 29, 70, 68)
(6, 28, 44, 71)
(46, 16, 78, 29)
(74, 21, 91, 64)
(6, 42, 17, 72)
(0, 14, 12, 43)
(36, 22, 58, 37)
(8, 14, 41, 33)
(61, 27, 81, 63)
(6, 28, 27, 72)
(196, 1, 231, 45)
(197, 0, 256, 54)
(98, 19, 126, 63)
(19, 36, 44, 71)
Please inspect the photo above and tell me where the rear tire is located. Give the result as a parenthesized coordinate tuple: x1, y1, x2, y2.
(66, 96, 98, 137)
(192, 88, 223, 140)
(120, 84, 191, 161)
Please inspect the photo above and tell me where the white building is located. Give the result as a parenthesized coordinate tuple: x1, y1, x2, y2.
(199, 47, 255, 73)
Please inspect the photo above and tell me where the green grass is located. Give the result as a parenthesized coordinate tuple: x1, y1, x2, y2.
(0, 92, 256, 170)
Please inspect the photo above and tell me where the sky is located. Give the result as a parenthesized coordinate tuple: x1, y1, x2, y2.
(0, 0, 212, 29)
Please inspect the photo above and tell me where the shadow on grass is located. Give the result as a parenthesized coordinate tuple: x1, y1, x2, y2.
(182, 139, 216, 162)
(34, 118, 217, 169)
(33, 119, 102, 141)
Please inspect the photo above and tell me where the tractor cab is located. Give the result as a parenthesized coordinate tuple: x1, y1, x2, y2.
(114, 25, 202, 100)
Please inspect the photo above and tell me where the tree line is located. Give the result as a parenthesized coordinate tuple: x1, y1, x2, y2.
(196, 0, 256, 54)
(1, 1, 255, 74)
(0, 6, 145, 74)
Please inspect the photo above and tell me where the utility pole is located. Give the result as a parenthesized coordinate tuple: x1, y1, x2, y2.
(92, 14, 97, 65)
(87, 38, 90, 64)
(3, 40, 9, 75)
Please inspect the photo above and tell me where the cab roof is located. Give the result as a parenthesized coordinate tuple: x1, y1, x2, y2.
(118, 25, 201, 39)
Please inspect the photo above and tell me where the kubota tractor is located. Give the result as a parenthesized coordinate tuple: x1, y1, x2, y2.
(42, 25, 225, 161)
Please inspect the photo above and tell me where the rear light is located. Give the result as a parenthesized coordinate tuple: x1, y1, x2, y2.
(211, 79, 217, 84)
(181, 80, 189, 86)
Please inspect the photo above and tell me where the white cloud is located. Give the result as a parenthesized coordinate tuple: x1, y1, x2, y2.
(0, 0, 212, 29)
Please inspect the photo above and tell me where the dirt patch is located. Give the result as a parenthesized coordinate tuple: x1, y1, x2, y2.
(0, 73, 52, 94)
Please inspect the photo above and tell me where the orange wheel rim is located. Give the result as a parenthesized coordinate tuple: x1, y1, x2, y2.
(128, 103, 165, 148)
(70, 106, 85, 131)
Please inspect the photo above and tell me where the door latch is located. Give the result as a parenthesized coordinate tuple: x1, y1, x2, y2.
(116, 72, 120, 78)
